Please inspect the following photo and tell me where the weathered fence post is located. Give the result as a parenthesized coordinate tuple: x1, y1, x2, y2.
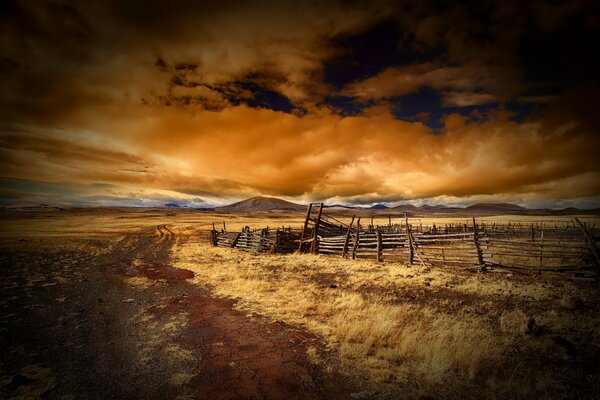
(342, 215, 355, 259)
(298, 203, 313, 253)
(376, 227, 382, 262)
(210, 222, 218, 246)
(310, 203, 324, 254)
(539, 229, 544, 274)
(472, 217, 485, 271)
(352, 218, 361, 260)
(405, 214, 414, 265)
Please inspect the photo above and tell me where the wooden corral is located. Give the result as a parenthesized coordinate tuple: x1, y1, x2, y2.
(210, 206, 600, 278)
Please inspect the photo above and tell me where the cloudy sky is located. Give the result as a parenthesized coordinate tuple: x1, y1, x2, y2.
(1, 0, 599, 208)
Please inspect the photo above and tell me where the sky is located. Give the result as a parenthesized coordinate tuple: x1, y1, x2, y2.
(1, 0, 599, 208)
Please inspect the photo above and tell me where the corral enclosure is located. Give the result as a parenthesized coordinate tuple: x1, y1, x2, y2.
(212, 203, 600, 278)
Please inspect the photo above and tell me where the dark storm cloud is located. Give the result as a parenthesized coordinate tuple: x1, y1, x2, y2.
(2, 1, 597, 118)
(0, 1, 599, 207)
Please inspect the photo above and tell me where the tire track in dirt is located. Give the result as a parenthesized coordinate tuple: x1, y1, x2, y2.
(118, 224, 177, 263)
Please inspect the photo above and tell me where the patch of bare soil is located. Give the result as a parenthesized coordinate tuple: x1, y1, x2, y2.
(114, 258, 195, 280)
(149, 295, 351, 399)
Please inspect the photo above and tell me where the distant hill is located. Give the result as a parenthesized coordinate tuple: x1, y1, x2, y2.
(419, 204, 450, 210)
(392, 204, 418, 211)
(370, 204, 389, 210)
(216, 196, 305, 212)
(466, 202, 526, 212)
(164, 202, 181, 208)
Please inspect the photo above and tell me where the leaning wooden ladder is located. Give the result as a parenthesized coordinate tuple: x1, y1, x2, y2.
(297, 202, 324, 254)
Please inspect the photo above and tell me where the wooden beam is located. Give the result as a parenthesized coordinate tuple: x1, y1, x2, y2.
(210, 222, 217, 246)
(297, 203, 313, 253)
(310, 203, 324, 254)
(405, 214, 414, 265)
(342, 215, 356, 258)
(472, 217, 485, 271)
(539, 229, 544, 274)
(376, 227, 382, 262)
(352, 218, 361, 259)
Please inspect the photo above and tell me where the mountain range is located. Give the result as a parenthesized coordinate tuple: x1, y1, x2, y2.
(1, 197, 598, 215)
(202, 197, 600, 215)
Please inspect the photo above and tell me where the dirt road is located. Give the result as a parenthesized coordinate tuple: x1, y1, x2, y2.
(0, 224, 355, 399)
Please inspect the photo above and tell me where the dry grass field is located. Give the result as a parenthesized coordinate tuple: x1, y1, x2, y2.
(1, 208, 599, 399)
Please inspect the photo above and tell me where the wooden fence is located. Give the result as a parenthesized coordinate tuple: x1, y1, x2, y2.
(210, 208, 599, 277)
(212, 225, 302, 254)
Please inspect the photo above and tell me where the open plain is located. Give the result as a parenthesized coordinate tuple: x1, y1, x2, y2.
(1, 208, 599, 399)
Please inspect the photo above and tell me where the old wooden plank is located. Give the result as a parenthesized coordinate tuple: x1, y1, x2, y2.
(311, 203, 324, 254)
(376, 227, 382, 262)
(351, 218, 361, 259)
(298, 203, 313, 253)
(405, 215, 414, 265)
(473, 218, 485, 271)
(342, 215, 356, 259)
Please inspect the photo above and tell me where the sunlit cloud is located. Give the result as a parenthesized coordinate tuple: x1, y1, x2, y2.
(0, 1, 598, 207)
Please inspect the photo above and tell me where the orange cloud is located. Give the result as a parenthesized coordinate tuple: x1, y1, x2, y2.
(2, 99, 599, 206)
(3, 88, 592, 205)
(1, 2, 598, 207)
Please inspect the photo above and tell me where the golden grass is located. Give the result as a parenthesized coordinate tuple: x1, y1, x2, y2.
(168, 210, 600, 398)
(175, 242, 517, 396)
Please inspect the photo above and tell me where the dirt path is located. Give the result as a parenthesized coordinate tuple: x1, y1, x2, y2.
(150, 295, 344, 400)
(0, 225, 356, 399)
